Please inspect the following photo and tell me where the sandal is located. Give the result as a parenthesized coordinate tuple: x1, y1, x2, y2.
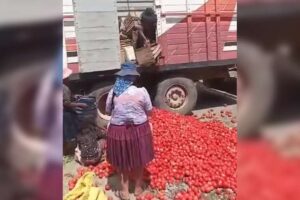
(115, 191, 130, 200)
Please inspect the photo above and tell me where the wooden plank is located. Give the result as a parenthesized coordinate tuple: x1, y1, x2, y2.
(66, 44, 78, 51)
(78, 40, 119, 51)
(76, 27, 119, 41)
(167, 44, 189, 51)
(80, 62, 121, 72)
(73, 0, 121, 73)
(167, 48, 188, 56)
(191, 53, 208, 62)
(160, 0, 188, 5)
(166, 55, 189, 64)
(117, 2, 154, 9)
(63, 5, 74, 14)
(79, 49, 120, 63)
(74, 0, 116, 12)
(117, 0, 154, 2)
(167, 38, 189, 45)
(166, 33, 188, 40)
(64, 0, 73, 6)
(75, 12, 118, 28)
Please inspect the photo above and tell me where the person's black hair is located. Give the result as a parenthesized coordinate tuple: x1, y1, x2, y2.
(144, 8, 155, 16)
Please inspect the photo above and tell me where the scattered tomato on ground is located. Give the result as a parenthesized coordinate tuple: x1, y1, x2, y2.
(68, 109, 237, 199)
(146, 109, 237, 199)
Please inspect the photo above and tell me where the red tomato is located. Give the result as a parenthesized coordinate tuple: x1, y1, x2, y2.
(70, 109, 237, 199)
(105, 184, 111, 191)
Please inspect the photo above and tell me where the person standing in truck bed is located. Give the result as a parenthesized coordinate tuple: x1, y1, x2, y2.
(119, 8, 157, 49)
(141, 8, 157, 44)
(120, 15, 150, 49)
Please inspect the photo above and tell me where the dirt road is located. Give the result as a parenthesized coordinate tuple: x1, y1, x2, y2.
(63, 82, 237, 199)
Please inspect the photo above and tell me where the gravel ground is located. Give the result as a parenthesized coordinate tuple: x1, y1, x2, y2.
(63, 84, 237, 199)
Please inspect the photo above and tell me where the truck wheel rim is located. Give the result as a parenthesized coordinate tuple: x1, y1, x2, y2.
(97, 93, 111, 121)
(165, 85, 187, 109)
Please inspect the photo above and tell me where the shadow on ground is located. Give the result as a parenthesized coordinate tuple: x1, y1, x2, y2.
(195, 84, 236, 110)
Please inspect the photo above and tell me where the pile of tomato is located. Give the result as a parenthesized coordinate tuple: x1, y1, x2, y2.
(145, 109, 237, 199)
(68, 109, 237, 199)
(68, 161, 115, 190)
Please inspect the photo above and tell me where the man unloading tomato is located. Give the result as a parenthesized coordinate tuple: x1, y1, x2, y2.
(105, 62, 154, 199)
(140, 7, 157, 44)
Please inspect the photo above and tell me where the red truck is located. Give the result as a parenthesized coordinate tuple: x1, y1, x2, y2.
(63, 0, 237, 125)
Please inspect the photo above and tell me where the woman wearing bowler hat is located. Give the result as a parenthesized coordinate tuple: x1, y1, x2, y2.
(105, 62, 154, 199)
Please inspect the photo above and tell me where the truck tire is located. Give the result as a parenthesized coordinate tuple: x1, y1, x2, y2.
(154, 77, 198, 115)
(90, 85, 113, 128)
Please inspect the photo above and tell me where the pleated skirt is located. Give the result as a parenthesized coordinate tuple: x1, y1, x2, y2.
(106, 121, 154, 171)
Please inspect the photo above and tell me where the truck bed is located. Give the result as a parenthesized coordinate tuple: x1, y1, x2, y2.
(156, 0, 237, 66)
(63, 0, 236, 75)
